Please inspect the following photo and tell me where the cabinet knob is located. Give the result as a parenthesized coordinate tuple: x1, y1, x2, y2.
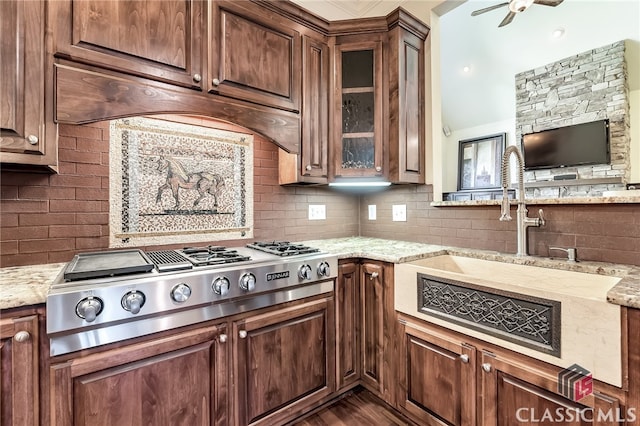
(460, 354, 469, 364)
(27, 135, 39, 145)
(212, 78, 221, 86)
(375, 166, 382, 172)
(239, 330, 248, 339)
(370, 271, 379, 280)
(219, 333, 227, 343)
(193, 73, 202, 83)
(14, 331, 30, 343)
(305, 165, 312, 171)
(482, 363, 492, 373)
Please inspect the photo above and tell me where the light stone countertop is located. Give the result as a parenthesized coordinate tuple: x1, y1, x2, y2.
(0, 263, 65, 310)
(1, 237, 639, 310)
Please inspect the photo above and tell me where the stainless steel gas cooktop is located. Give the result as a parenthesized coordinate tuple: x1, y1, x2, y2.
(47, 241, 337, 356)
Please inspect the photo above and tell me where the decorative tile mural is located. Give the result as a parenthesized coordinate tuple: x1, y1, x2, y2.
(109, 116, 253, 248)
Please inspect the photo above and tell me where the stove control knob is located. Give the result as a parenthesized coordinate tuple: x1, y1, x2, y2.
(239, 273, 256, 291)
(122, 291, 145, 314)
(298, 264, 312, 280)
(171, 283, 192, 303)
(212, 277, 230, 296)
(76, 297, 103, 322)
(317, 262, 331, 277)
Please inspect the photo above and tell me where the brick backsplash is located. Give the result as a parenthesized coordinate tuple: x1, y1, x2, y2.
(0, 122, 358, 267)
(360, 185, 640, 266)
(1, 123, 639, 267)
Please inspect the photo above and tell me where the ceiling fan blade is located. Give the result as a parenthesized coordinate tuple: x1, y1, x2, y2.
(498, 11, 516, 27)
(471, 2, 509, 16)
(533, 0, 564, 6)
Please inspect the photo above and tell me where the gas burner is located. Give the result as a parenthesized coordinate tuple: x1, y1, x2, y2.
(247, 241, 320, 257)
(178, 246, 251, 266)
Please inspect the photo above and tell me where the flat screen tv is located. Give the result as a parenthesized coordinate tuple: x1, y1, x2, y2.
(522, 119, 610, 171)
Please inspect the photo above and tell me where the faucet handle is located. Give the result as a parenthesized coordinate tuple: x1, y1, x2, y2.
(537, 209, 545, 226)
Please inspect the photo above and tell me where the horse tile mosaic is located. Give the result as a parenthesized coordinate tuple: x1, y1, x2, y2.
(109, 117, 253, 248)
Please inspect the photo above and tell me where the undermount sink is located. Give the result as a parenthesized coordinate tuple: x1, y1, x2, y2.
(394, 254, 623, 387)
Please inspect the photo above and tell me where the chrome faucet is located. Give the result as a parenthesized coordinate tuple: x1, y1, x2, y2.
(499, 145, 545, 256)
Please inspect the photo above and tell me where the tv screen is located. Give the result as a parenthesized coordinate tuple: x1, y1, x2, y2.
(522, 119, 610, 171)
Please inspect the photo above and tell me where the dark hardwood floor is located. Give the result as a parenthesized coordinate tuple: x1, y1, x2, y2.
(290, 388, 416, 426)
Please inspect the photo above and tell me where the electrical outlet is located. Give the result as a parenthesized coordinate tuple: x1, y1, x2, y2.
(308, 204, 326, 220)
(368, 205, 377, 220)
(392, 204, 407, 222)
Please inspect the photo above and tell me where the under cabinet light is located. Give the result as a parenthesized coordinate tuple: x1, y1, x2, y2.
(329, 181, 392, 187)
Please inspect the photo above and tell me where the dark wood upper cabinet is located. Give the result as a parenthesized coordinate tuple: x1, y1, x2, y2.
(386, 11, 429, 184)
(53, 0, 204, 89)
(0, 0, 57, 170)
(208, 1, 302, 112)
(332, 37, 385, 179)
(279, 35, 329, 185)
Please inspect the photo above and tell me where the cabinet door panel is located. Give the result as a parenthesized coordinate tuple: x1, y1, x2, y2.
(50, 326, 226, 426)
(399, 320, 476, 426)
(336, 261, 360, 389)
(54, 0, 203, 88)
(210, 2, 301, 112)
(235, 298, 334, 426)
(73, 345, 210, 425)
(496, 373, 590, 426)
(300, 36, 329, 180)
(0, 0, 45, 155)
(387, 26, 425, 184)
(360, 262, 384, 392)
(333, 40, 383, 178)
(0, 315, 39, 426)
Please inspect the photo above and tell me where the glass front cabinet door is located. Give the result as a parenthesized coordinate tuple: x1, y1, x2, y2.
(333, 40, 383, 178)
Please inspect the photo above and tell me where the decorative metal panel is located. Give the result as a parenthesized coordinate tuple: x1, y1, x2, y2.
(417, 273, 561, 356)
(109, 116, 253, 248)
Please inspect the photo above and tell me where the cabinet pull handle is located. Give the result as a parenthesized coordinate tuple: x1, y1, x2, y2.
(460, 354, 469, 364)
(370, 272, 379, 280)
(375, 166, 382, 172)
(218, 333, 227, 343)
(305, 165, 312, 171)
(193, 73, 202, 83)
(238, 330, 248, 339)
(212, 78, 221, 86)
(14, 331, 30, 343)
(27, 135, 39, 145)
(482, 363, 492, 373)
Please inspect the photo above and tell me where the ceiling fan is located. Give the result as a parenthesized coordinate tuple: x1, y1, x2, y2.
(471, 0, 564, 27)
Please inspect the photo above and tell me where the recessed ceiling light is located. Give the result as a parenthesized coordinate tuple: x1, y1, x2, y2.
(463, 66, 471, 73)
(552, 28, 565, 39)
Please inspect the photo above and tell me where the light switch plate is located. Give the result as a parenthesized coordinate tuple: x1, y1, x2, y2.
(392, 204, 407, 222)
(368, 205, 377, 220)
(308, 204, 326, 220)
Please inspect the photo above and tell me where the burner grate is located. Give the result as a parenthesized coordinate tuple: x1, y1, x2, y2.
(178, 246, 251, 266)
(247, 241, 320, 257)
(146, 251, 193, 272)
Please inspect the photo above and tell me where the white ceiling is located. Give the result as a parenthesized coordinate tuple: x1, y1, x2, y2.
(291, 0, 640, 132)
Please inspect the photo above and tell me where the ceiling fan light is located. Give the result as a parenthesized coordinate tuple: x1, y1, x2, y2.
(509, 0, 535, 13)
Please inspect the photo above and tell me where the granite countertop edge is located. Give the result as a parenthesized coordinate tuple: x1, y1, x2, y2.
(1, 237, 639, 310)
